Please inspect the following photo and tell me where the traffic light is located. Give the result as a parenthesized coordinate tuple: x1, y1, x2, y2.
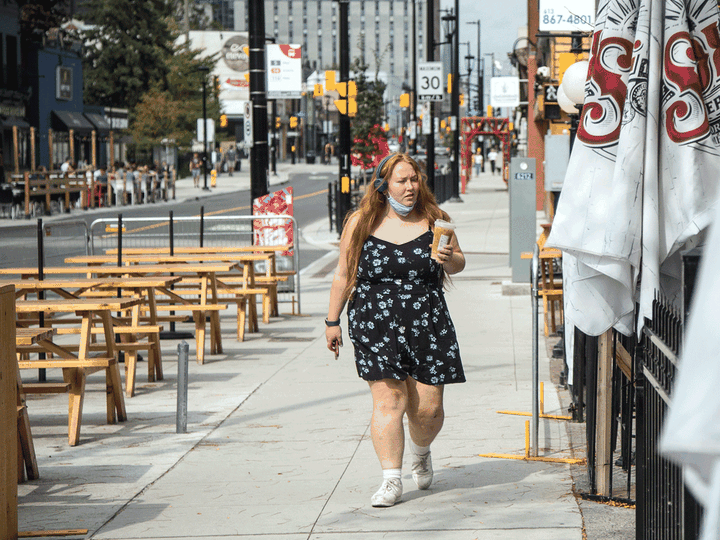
(399, 93, 410, 108)
(290, 116, 298, 128)
(275, 116, 281, 129)
(314, 83, 323, 97)
(447, 74, 452, 94)
(219, 114, 228, 128)
(334, 80, 357, 117)
(325, 70, 336, 91)
(487, 105, 493, 117)
(459, 94, 464, 106)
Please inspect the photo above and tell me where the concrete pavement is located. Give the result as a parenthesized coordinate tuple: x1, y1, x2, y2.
(15, 165, 627, 538)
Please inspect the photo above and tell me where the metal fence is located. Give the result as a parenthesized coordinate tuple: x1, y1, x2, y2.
(89, 214, 301, 311)
(636, 293, 702, 540)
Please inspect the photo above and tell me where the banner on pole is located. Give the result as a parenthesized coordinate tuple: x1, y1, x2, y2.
(252, 187, 294, 255)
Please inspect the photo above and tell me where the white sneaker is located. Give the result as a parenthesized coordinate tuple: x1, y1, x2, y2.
(371, 478, 403, 507)
(411, 451, 433, 490)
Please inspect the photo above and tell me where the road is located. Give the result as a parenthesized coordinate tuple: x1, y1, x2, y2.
(0, 169, 337, 270)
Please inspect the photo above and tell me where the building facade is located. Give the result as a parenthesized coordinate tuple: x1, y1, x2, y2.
(231, 0, 430, 101)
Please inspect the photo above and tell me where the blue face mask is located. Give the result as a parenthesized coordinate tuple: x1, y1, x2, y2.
(387, 193, 415, 216)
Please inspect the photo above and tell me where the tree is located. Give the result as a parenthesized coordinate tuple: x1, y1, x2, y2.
(19, 0, 69, 42)
(81, 0, 174, 108)
(350, 55, 388, 172)
(131, 37, 220, 150)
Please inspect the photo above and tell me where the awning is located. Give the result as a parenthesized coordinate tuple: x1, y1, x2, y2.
(84, 112, 112, 135)
(52, 110, 94, 134)
(0, 116, 30, 129)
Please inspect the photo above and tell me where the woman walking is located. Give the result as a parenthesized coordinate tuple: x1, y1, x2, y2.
(326, 153, 466, 507)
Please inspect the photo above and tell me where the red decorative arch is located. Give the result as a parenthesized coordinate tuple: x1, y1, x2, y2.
(460, 117, 511, 192)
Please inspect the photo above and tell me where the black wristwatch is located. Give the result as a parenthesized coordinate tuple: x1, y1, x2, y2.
(325, 318, 341, 327)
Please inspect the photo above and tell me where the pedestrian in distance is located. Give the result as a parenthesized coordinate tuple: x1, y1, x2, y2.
(488, 148, 498, 175)
(191, 153, 201, 188)
(325, 152, 466, 508)
(474, 149, 483, 177)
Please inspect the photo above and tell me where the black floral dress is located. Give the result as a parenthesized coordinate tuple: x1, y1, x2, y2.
(348, 230, 465, 385)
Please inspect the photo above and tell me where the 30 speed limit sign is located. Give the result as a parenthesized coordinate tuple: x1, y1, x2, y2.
(417, 62, 443, 102)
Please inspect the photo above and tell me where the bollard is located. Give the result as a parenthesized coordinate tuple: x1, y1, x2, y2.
(531, 243, 540, 457)
(176, 340, 189, 434)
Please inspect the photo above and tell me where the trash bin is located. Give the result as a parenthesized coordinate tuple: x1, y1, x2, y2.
(305, 151, 316, 164)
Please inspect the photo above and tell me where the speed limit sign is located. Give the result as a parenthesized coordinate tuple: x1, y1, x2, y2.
(417, 62, 443, 102)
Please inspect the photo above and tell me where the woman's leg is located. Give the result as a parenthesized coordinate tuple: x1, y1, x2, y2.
(368, 379, 408, 469)
(405, 378, 444, 490)
(405, 378, 445, 446)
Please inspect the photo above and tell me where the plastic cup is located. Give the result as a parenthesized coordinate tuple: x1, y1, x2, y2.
(431, 219, 456, 260)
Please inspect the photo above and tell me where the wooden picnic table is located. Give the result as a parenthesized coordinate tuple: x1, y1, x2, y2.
(1, 276, 182, 396)
(15, 297, 141, 446)
(0, 264, 235, 364)
(65, 253, 281, 337)
(104, 244, 293, 255)
(15, 328, 56, 482)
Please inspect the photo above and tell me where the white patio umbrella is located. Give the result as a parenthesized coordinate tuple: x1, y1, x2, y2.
(548, 0, 720, 340)
(548, 0, 720, 534)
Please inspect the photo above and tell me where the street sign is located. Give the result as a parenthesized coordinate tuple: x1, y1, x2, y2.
(243, 101, 253, 147)
(417, 62, 444, 102)
(490, 77, 520, 108)
(266, 44, 303, 99)
(196, 118, 215, 144)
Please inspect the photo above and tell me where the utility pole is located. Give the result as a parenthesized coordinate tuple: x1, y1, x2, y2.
(468, 20, 482, 112)
(410, 0, 418, 155)
(450, 1, 461, 202)
(425, 0, 435, 193)
(336, 0, 351, 233)
(248, 0, 269, 205)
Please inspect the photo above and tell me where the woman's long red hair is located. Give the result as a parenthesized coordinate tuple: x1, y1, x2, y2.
(342, 153, 451, 299)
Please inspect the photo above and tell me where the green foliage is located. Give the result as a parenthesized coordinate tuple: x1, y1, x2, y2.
(131, 37, 220, 149)
(81, 0, 174, 108)
(19, 0, 69, 40)
(350, 56, 388, 169)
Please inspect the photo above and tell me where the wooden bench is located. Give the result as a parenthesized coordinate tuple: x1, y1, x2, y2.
(17, 170, 88, 216)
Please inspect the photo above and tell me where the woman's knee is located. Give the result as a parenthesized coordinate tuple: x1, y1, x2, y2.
(411, 401, 444, 425)
(370, 381, 408, 417)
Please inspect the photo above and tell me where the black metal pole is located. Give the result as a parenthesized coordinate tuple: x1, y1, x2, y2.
(271, 100, 277, 174)
(425, 0, 435, 193)
(199, 206, 205, 247)
(450, 2, 461, 202)
(37, 219, 46, 381)
(336, 0, 351, 234)
(249, 0, 269, 208)
(202, 76, 209, 191)
(410, 0, 418, 155)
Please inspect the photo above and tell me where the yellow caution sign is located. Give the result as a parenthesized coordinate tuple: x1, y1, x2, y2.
(211, 169, 217, 187)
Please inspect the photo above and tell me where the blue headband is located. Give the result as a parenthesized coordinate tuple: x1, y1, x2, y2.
(373, 154, 394, 193)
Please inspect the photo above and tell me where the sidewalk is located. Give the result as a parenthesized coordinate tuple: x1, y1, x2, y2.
(17, 169, 600, 538)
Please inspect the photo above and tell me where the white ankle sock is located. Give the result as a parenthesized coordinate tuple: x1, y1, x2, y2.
(410, 440, 430, 455)
(383, 468, 402, 480)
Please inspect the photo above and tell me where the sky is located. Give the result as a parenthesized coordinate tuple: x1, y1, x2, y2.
(451, 0, 528, 77)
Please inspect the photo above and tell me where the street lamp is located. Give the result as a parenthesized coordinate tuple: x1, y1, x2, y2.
(464, 52, 475, 113)
(441, 8, 461, 202)
(197, 65, 210, 191)
(467, 20, 482, 112)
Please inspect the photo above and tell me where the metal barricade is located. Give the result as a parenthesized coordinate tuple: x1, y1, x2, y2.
(89, 214, 301, 312)
(40, 219, 91, 267)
